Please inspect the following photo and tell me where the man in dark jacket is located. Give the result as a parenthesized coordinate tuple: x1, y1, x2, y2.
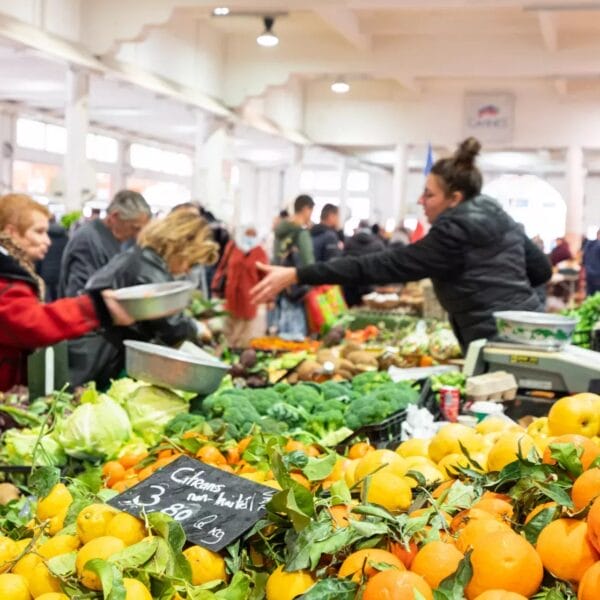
(311, 204, 342, 263)
(343, 220, 386, 306)
(584, 229, 600, 296)
(59, 190, 151, 297)
(36, 217, 68, 301)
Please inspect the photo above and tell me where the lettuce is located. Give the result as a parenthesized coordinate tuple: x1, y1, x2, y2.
(56, 394, 132, 460)
(0, 427, 66, 466)
(106, 377, 148, 404)
(123, 386, 189, 445)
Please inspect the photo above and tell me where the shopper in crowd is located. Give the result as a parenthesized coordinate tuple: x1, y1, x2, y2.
(59, 190, 151, 297)
(390, 226, 411, 247)
(343, 219, 386, 306)
(583, 229, 600, 296)
(311, 203, 342, 263)
(252, 138, 552, 351)
(36, 215, 68, 302)
(68, 211, 219, 388)
(0, 194, 133, 391)
(213, 225, 268, 347)
(272, 194, 315, 339)
(550, 237, 572, 266)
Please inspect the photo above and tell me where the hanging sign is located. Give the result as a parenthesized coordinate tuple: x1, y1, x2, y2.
(464, 92, 515, 143)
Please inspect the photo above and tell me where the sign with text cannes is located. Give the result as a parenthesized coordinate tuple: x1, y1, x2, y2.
(108, 456, 276, 551)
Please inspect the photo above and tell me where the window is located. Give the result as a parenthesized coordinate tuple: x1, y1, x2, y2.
(347, 170, 370, 192)
(95, 173, 113, 202)
(12, 160, 60, 196)
(130, 143, 192, 177)
(16, 118, 66, 154)
(127, 178, 191, 211)
(344, 197, 371, 237)
(87, 134, 118, 163)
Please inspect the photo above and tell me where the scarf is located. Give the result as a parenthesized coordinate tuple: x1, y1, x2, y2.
(0, 233, 45, 300)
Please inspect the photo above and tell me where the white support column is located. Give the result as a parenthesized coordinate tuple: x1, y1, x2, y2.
(282, 146, 304, 209)
(0, 111, 15, 194)
(115, 138, 130, 193)
(192, 109, 216, 201)
(392, 143, 409, 225)
(339, 159, 349, 226)
(64, 68, 90, 211)
(566, 145, 585, 253)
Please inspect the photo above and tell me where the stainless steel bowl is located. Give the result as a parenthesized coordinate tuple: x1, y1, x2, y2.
(113, 281, 194, 320)
(124, 340, 229, 394)
(493, 311, 578, 349)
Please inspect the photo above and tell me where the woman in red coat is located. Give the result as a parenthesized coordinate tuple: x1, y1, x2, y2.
(212, 226, 268, 347)
(0, 194, 131, 391)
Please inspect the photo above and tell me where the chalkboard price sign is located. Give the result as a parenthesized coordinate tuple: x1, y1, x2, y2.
(108, 455, 276, 551)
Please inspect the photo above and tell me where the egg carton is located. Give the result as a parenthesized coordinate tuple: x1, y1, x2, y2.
(466, 371, 518, 403)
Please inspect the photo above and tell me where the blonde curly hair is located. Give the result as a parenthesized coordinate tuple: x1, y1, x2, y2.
(138, 211, 219, 268)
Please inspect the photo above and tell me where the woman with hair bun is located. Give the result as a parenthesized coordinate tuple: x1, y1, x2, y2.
(252, 137, 552, 350)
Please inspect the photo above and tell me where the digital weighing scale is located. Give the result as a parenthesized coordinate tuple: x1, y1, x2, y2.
(463, 339, 600, 395)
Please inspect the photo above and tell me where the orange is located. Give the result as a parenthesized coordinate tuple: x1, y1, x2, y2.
(573, 468, 600, 511)
(196, 445, 227, 466)
(455, 516, 510, 553)
(237, 436, 253, 454)
(118, 452, 147, 469)
(466, 529, 543, 599)
(473, 592, 528, 600)
(348, 442, 375, 460)
(388, 540, 418, 568)
(432, 480, 454, 499)
(338, 548, 404, 583)
(362, 569, 433, 600)
(578, 561, 600, 600)
(411, 541, 464, 589)
(524, 501, 558, 525)
(543, 434, 600, 471)
(328, 504, 360, 529)
(471, 497, 514, 520)
(102, 461, 126, 487)
(548, 395, 600, 438)
(289, 472, 311, 490)
(284, 439, 307, 454)
(480, 491, 512, 503)
(225, 446, 240, 465)
(536, 518, 599, 584)
(588, 496, 600, 553)
(451, 507, 504, 534)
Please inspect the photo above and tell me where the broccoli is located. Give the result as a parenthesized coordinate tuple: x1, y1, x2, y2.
(319, 381, 353, 402)
(266, 402, 309, 429)
(221, 398, 262, 438)
(164, 413, 206, 437)
(201, 388, 247, 416)
(282, 384, 324, 413)
(351, 371, 392, 394)
(246, 388, 281, 415)
(306, 407, 345, 438)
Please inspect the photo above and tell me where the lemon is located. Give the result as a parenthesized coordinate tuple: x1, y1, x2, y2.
(183, 545, 228, 585)
(105, 513, 146, 547)
(0, 536, 18, 573)
(343, 460, 359, 487)
(362, 470, 412, 511)
(36, 594, 69, 600)
(548, 395, 600, 438)
(527, 416, 550, 437)
(123, 577, 152, 600)
(475, 416, 513, 435)
(437, 453, 472, 478)
(396, 438, 430, 458)
(266, 565, 315, 600)
(38, 534, 80, 559)
(404, 463, 445, 487)
(355, 449, 407, 482)
(76, 504, 118, 544)
(429, 423, 482, 463)
(12, 553, 41, 577)
(47, 507, 69, 537)
(238, 471, 267, 483)
(0, 573, 31, 600)
(27, 562, 61, 597)
(76, 536, 126, 590)
(36, 484, 72, 522)
(487, 432, 537, 472)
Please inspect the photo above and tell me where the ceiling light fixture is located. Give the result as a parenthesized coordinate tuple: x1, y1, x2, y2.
(213, 7, 230, 16)
(331, 78, 350, 94)
(257, 17, 279, 47)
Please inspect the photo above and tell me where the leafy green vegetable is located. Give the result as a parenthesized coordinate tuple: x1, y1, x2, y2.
(0, 427, 66, 466)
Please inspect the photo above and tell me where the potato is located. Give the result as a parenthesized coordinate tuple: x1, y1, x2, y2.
(346, 351, 379, 367)
(0, 483, 20, 505)
(341, 342, 362, 359)
(336, 369, 353, 380)
(295, 360, 322, 381)
(316, 349, 337, 364)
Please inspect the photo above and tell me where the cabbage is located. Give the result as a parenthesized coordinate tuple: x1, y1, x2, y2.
(123, 386, 189, 445)
(0, 428, 66, 466)
(106, 377, 148, 404)
(56, 394, 132, 460)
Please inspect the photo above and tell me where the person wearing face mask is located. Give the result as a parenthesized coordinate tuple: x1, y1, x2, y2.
(251, 138, 552, 352)
(0, 194, 133, 391)
(212, 226, 268, 348)
(67, 211, 219, 388)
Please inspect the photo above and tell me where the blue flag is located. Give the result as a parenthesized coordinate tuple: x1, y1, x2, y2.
(424, 143, 434, 175)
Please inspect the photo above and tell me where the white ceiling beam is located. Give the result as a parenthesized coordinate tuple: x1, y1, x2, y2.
(538, 11, 559, 52)
(554, 77, 568, 95)
(314, 7, 371, 51)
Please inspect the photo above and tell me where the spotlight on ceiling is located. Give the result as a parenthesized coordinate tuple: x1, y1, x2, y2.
(257, 16, 279, 47)
(213, 7, 230, 16)
(331, 78, 350, 94)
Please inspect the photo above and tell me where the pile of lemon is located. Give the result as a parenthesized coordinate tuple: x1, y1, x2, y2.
(0, 483, 228, 599)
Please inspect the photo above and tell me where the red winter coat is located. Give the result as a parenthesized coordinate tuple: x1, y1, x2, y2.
(0, 243, 105, 391)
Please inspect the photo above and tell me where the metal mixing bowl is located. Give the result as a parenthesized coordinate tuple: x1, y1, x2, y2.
(113, 281, 194, 320)
(124, 340, 229, 394)
(493, 311, 578, 349)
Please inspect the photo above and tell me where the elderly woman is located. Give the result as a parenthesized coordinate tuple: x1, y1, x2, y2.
(0, 194, 131, 391)
(68, 210, 219, 388)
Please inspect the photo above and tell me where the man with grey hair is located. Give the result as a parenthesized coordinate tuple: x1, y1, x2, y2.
(59, 190, 151, 297)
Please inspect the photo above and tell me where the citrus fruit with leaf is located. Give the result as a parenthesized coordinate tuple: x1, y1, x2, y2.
(338, 548, 404, 583)
(0, 537, 18, 573)
(36, 484, 72, 522)
(362, 569, 433, 600)
(548, 395, 600, 438)
(105, 512, 146, 546)
(486, 432, 536, 472)
(355, 449, 407, 481)
(76, 536, 126, 590)
(0, 573, 31, 600)
(265, 565, 315, 600)
(27, 562, 61, 597)
(587, 496, 600, 552)
(473, 592, 528, 600)
(578, 561, 600, 600)
(572, 468, 600, 510)
(362, 471, 412, 512)
(76, 504, 118, 544)
(38, 534, 80, 559)
(411, 540, 464, 589)
(123, 577, 152, 600)
(429, 423, 482, 463)
(183, 545, 227, 585)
